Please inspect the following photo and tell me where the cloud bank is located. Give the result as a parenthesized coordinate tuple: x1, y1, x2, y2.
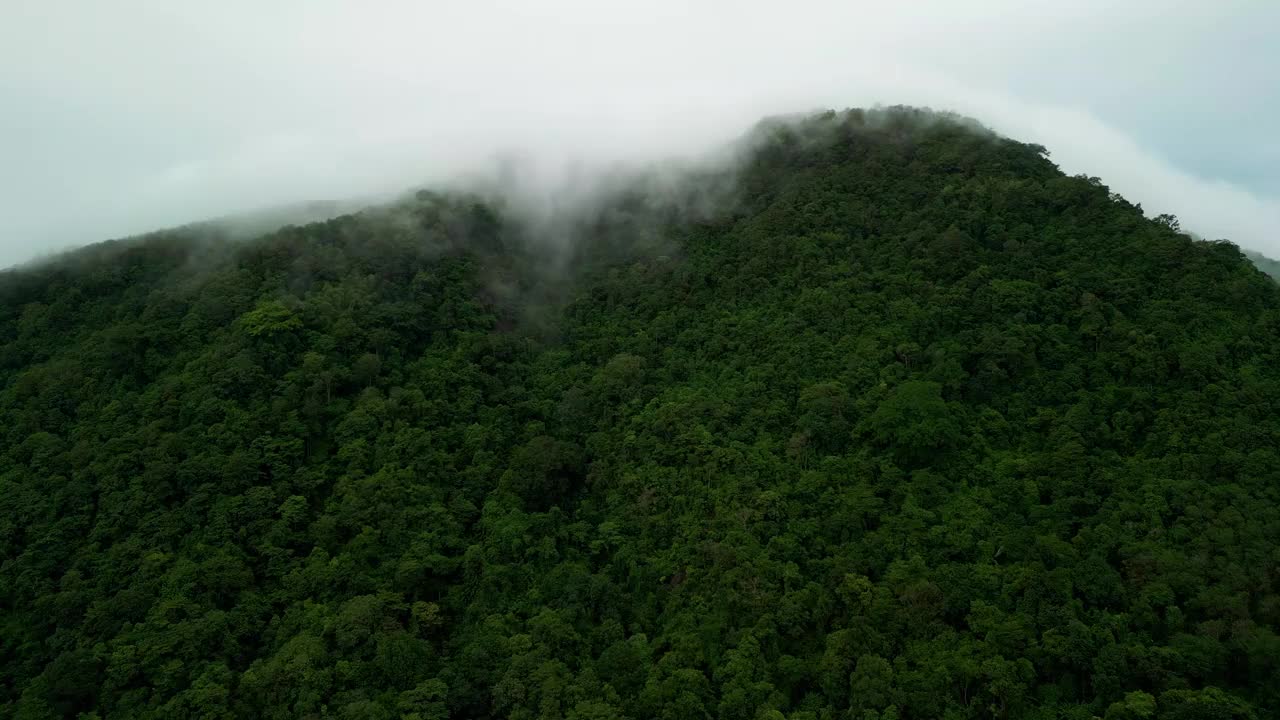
(1, 0, 1277, 265)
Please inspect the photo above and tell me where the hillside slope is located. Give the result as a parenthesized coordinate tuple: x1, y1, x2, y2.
(3, 109, 1280, 720)
(1245, 251, 1280, 282)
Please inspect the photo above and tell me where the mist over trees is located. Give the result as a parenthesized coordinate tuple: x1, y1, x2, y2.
(2, 108, 1279, 719)
(1244, 251, 1280, 282)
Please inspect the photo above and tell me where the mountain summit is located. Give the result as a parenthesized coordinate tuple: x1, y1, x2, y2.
(2, 108, 1277, 719)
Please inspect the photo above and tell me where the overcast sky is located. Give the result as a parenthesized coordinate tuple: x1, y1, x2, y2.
(2, 0, 1278, 266)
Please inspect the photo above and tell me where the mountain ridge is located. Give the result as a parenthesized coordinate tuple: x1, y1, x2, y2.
(2, 108, 1278, 720)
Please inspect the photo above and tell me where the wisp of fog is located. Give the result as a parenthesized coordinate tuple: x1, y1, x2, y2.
(1, 0, 1278, 266)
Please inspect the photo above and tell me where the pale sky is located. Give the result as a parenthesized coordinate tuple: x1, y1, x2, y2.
(1, 0, 1278, 266)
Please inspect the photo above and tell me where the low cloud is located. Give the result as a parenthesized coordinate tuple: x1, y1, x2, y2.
(1, 1, 1276, 266)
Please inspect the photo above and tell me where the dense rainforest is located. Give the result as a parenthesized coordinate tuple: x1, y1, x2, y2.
(3, 108, 1280, 720)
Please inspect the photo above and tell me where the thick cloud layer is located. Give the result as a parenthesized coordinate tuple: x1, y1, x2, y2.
(2, 0, 1277, 266)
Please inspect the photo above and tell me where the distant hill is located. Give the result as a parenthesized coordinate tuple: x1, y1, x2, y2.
(196, 197, 380, 239)
(1247, 250, 1280, 280)
(2, 108, 1278, 720)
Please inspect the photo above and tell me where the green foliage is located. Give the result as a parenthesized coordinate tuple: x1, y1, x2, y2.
(1105, 691, 1156, 720)
(864, 380, 960, 465)
(2, 107, 1279, 719)
(238, 299, 302, 337)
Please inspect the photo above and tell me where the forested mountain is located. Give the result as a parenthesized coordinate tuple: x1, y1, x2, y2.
(3, 108, 1280, 720)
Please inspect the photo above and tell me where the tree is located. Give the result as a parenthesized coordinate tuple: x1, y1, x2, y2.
(864, 381, 961, 465)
